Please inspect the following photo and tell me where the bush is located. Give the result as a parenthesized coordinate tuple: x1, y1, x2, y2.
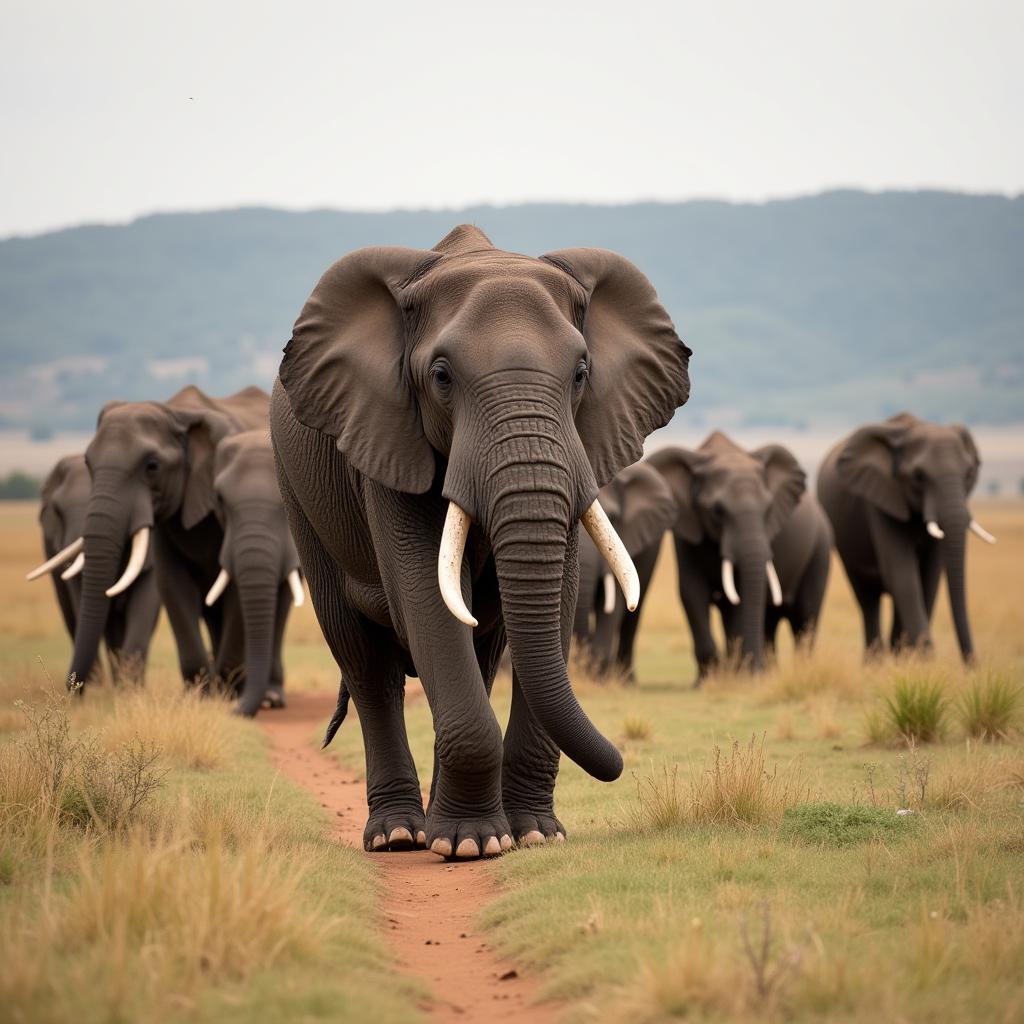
(957, 671, 1022, 741)
(882, 675, 949, 743)
(780, 803, 914, 846)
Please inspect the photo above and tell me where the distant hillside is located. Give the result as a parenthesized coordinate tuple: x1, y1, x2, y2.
(1, 191, 1022, 434)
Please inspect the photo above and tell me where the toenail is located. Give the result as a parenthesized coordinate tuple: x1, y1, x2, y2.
(416, 831, 427, 846)
(483, 836, 501, 856)
(455, 838, 480, 858)
(521, 830, 545, 846)
(499, 834, 513, 851)
(430, 838, 453, 857)
(371, 834, 387, 850)
(388, 826, 412, 845)
(554, 831, 565, 842)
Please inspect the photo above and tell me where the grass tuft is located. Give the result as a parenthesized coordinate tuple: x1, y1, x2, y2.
(622, 715, 653, 742)
(881, 672, 949, 744)
(957, 670, 1022, 741)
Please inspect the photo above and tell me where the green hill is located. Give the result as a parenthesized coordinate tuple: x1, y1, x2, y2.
(1, 191, 1021, 433)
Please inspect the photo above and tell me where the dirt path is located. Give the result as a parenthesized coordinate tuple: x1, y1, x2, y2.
(258, 690, 555, 1023)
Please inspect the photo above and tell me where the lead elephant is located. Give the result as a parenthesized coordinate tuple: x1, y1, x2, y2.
(272, 225, 690, 858)
(572, 461, 677, 680)
(203, 429, 304, 716)
(648, 432, 831, 682)
(61, 385, 270, 690)
(817, 412, 994, 661)
(28, 453, 161, 682)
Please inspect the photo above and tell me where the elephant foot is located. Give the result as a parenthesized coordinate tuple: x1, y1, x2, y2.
(425, 808, 512, 860)
(363, 805, 427, 853)
(261, 686, 287, 710)
(506, 809, 566, 846)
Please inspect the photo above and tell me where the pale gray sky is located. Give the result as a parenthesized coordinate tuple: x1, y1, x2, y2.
(1, 0, 1021, 237)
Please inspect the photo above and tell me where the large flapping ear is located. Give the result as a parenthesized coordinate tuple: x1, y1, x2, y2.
(952, 424, 981, 494)
(172, 407, 237, 529)
(617, 463, 679, 557)
(836, 420, 910, 520)
(646, 447, 709, 544)
(541, 248, 691, 487)
(279, 246, 439, 494)
(752, 444, 806, 538)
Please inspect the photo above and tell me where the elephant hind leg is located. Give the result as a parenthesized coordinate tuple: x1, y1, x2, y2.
(849, 577, 883, 657)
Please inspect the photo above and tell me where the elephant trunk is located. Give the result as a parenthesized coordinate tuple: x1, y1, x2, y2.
(725, 515, 770, 671)
(489, 474, 622, 783)
(935, 480, 972, 661)
(67, 470, 133, 688)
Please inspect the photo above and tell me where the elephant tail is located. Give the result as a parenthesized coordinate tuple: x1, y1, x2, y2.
(321, 680, 350, 749)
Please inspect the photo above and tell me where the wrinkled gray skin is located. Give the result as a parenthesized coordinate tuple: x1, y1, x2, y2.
(209, 430, 301, 716)
(572, 461, 677, 680)
(817, 412, 981, 661)
(649, 432, 831, 682)
(37, 454, 161, 682)
(272, 225, 690, 857)
(67, 385, 269, 690)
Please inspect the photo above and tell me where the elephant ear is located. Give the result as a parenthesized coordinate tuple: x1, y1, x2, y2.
(279, 246, 439, 494)
(618, 464, 678, 557)
(752, 444, 806, 538)
(39, 457, 74, 535)
(646, 447, 709, 544)
(541, 248, 691, 487)
(173, 408, 237, 530)
(836, 422, 910, 521)
(953, 424, 981, 494)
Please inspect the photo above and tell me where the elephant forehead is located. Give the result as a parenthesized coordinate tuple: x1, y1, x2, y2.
(91, 404, 176, 454)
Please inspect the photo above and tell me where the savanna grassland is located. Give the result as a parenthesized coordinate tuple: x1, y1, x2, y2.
(2, 498, 1023, 1022)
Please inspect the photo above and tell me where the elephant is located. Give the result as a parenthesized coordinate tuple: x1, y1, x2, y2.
(27, 453, 161, 682)
(271, 224, 691, 858)
(60, 384, 270, 691)
(572, 460, 677, 680)
(648, 432, 831, 682)
(816, 412, 995, 661)
(202, 429, 305, 716)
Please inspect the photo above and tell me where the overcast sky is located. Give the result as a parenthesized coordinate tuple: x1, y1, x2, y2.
(1, 0, 1021, 238)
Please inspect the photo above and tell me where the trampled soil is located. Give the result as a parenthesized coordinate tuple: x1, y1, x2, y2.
(258, 690, 555, 1023)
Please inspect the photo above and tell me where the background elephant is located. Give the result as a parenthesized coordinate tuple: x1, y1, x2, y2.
(65, 384, 270, 690)
(28, 453, 161, 682)
(202, 429, 304, 716)
(649, 432, 831, 682)
(817, 412, 994, 661)
(272, 225, 690, 858)
(572, 460, 677, 680)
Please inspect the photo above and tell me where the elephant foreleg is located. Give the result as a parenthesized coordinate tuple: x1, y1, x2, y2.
(113, 570, 161, 684)
(154, 533, 213, 686)
(676, 540, 717, 685)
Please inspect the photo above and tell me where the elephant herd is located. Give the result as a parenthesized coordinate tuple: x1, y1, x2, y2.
(26, 225, 996, 858)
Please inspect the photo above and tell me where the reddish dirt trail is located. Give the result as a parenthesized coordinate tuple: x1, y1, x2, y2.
(258, 690, 555, 1023)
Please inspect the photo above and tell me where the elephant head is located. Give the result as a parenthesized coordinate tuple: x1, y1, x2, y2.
(64, 387, 243, 688)
(836, 412, 992, 660)
(649, 432, 805, 670)
(203, 430, 303, 716)
(279, 225, 690, 782)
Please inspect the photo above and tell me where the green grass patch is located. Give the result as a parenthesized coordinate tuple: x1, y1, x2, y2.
(779, 802, 915, 846)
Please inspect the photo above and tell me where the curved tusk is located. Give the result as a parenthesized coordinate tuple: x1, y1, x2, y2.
(205, 568, 230, 607)
(581, 500, 640, 612)
(438, 502, 477, 627)
(969, 519, 996, 544)
(602, 572, 616, 615)
(721, 558, 740, 605)
(106, 527, 150, 597)
(926, 521, 945, 540)
(61, 552, 86, 581)
(26, 536, 84, 581)
(287, 568, 305, 607)
(766, 560, 783, 607)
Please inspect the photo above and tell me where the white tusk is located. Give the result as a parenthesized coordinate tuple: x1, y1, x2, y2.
(438, 502, 477, 627)
(106, 527, 150, 597)
(602, 572, 616, 615)
(26, 536, 84, 581)
(721, 559, 740, 605)
(61, 552, 85, 581)
(766, 560, 783, 607)
(926, 521, 945, 540)
(287, 569, 305, 607)
(205, 568, 230, 607)
(581, 500, 640, 612)
(969, 519, 996, 544)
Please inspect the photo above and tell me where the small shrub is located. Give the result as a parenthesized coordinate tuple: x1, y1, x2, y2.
(780, 803, 914, 846)
(882, 675, 949, 743)
(957, 671, 1022, 741)
(622, 715, 653, 742)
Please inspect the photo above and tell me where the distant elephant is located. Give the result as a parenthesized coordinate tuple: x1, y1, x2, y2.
(272, 225, 690, 857)
(572, 461, 677, 680)
(649, 432, 831, 682)
(27, 453, 161, 681)
(59, 385, 270, 690)
(202, 429, 304, 716)
(817, 412, 995, 661)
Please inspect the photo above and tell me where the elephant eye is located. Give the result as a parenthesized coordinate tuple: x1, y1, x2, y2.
(430, 361, 453, 396)
(912, 467, 925, 485)
(573, 360, 590, 393)
(144, 456, 160, 476)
